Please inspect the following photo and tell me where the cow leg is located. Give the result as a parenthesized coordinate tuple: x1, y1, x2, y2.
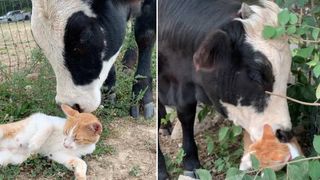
(130, 4, 155, 119)
(177, 103, 201, 177)
(102, 65, 116, 104)
(158, 101, 170, 180)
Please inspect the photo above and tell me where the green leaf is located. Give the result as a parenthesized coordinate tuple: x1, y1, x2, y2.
(312, 28, 320, 40)
(275, 26, 286, 38)
(296, 47, 314, 58)
(297, 27, 307, 35)
(313, 65, 320, 78)
(226, 168, 245, 180)
(218, 127, 230, 141)
(288, 164, 303, 180)
(175, 148, 185, 165)
(231, 125, 242, 137)
(313, 135, 320, 154)
(262, 168, 276, 180)
(278, 9, 290, 26)
(198, 106, 211, 123)
(307, 53, 319, 67)
(263, 26, 276, 39)
(297, 0, 308, 7)
(309, 160, 320, 180)
(287, 25, 296, 34)
(250, 154, 260, 170)
(205, 136, 214, 155)
(289, 13, 298, 24)
(316, 84, 320, 99)
(196, 169, 212, 180)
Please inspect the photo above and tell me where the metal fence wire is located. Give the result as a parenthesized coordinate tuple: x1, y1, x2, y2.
(0, 0, 36, 81)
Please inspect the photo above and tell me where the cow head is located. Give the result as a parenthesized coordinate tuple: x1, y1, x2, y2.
(31, 0, 121, 112)
(194, 0, 292, 141)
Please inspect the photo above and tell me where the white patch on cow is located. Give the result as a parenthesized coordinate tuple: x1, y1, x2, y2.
(221, 100, 291, 141)
(224, 1, 292, 141)
(31, 0, 121, 112)
(54, 49, 121, 113)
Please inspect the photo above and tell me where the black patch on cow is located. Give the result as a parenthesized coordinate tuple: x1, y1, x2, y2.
(64, 1, 127, 86)
(64, 11, 104, 85)
(158, 0, 275, 115)
(196, 21, 274, 112)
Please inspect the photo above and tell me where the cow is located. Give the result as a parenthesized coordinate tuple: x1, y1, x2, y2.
(31, 0, 155, 118)
(158, 0, 293, 179)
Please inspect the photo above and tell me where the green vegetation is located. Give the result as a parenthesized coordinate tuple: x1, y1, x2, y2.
(0, 23, 155, 178)
(0, 0, 32, 16)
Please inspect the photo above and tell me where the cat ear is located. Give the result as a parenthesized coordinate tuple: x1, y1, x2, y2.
(87, 122, 102, 135)
(262, 124, 275, 139)
(61, 104, 79, 117)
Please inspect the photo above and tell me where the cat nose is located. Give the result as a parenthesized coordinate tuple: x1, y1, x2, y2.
(63, 142, 72, 149)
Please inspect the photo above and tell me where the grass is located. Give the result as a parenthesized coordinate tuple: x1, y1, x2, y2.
(0, 23, 156, 178)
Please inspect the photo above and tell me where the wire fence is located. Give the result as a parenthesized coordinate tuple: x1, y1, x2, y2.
(0, 0, 36, 81)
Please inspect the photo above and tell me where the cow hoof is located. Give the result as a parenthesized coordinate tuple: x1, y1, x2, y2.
(130, 105, 139, 118)
(183, 170, 199, 179)
(144, 102, 154, 119)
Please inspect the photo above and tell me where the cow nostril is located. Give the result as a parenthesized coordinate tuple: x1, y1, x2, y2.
(72, 104, 83, 113)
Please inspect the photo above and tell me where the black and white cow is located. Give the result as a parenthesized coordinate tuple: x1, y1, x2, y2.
(158, 0, 292, 179)
(31, 0, 155, 117)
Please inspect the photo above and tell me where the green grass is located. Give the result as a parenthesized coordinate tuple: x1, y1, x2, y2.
(0, 24, 156, 178)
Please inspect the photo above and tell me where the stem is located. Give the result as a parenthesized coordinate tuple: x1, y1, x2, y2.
(265, 91, 320, 106)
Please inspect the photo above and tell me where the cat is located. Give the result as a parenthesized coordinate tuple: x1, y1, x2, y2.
(0, 104, 102, 180)
(240, 124, 303, 171)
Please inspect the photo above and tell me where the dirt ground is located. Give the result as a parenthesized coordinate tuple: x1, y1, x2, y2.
(86, 118, 156, 180)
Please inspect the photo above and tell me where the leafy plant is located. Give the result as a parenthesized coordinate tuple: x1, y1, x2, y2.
(165, 148, 186, 178)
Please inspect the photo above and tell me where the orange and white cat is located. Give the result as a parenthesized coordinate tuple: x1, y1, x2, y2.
(240, 124, 303, 171)
(0, 105, 102, 180)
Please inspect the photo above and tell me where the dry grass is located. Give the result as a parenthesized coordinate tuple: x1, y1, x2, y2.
(0, 20, 37, 78)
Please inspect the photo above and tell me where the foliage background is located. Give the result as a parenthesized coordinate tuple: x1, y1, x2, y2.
(0, 0, 32, 15)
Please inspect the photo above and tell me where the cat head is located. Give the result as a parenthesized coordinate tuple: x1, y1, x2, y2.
(240, 124, 302, 171)
(61, 104, 102, 149)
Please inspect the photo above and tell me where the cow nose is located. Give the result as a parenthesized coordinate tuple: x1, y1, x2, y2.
(72, 104, 83, 113)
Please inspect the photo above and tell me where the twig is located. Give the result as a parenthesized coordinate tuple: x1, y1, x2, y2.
(265, 91, 320, 106)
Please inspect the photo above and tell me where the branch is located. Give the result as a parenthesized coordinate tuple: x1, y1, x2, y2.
(265, 91, 320, 106)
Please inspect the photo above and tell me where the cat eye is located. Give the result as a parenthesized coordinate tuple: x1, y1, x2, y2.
(276, 129, 294, 143)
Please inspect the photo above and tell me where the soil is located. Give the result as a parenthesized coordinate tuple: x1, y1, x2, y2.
(86, 118, 156, 180)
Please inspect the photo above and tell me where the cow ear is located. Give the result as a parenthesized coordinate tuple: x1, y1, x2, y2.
(193, 30, 231, 72)
(238, 3, 253, 19)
